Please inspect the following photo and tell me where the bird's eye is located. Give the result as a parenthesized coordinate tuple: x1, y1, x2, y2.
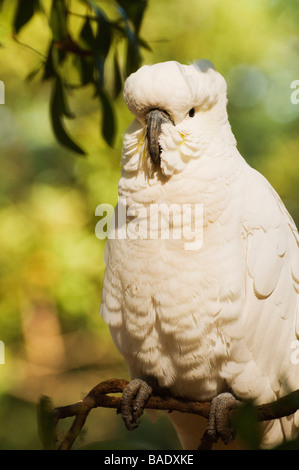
(188, 108, 195, 117)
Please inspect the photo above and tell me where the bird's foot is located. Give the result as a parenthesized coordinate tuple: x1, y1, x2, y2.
(121, 378, 153, 431)
(207, 392, 241, 445)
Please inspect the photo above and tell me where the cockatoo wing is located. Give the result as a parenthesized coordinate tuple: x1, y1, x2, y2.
(227, 165, 299, 446)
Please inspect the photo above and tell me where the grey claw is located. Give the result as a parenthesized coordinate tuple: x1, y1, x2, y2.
(121, 378, 153, 431)
(207, 392, 241, 445)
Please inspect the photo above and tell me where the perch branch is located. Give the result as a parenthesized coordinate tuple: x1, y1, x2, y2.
(51, 378, 299, 450)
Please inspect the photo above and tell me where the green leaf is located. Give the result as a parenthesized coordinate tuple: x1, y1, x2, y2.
(50, 0, 68, 41)
(50, 76, 86, 156)
(54, 75, 74, 118)
(88, 1, 112, 57)
(13, 0, 37, 34)
(87, 1, 112, 88)
(231, 400, 262, 450)
(43, 41, 66, 81)
(94, 54, 105, 89)
(37, 395, 56, 450)
(43, 42, 56, 80)
(98, 89, 116, 147)
(116, 5, 142, 76)
(26, 65, 43, 82)
(126, 39, 142, 76)
(273, 436, 299, 450)
(117, 5, 136, 44)
(94, 12, 112, 59)
(79, 17, 95, 50)
(117, 0, 148, 35)
(76, 55, 94, 86)
(138, 36, 152, 52)
(113, 50, 123, 98)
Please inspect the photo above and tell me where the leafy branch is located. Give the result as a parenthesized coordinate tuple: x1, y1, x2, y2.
(37, 377, 299, 450)
(4, 0, 150, 154)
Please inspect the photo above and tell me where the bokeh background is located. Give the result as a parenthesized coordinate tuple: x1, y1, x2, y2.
(0, 0, 299, 450)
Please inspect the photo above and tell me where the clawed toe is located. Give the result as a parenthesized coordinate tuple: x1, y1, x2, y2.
(207, 392, 241, 445)
(121, 378, 153, 431)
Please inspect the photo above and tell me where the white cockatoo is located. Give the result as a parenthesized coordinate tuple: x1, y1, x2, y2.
(100, 60, 299, 449)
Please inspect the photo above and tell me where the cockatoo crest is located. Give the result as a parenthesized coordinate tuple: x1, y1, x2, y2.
(123, 60, 225, 122)
(122, 61, 236, 176)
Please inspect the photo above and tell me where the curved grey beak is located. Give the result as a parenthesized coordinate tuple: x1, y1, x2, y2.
(146, 109, 174, 166)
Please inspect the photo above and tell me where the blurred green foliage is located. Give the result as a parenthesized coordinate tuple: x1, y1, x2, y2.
(0, 0, 299, 450)
(6, 0, 149, 153)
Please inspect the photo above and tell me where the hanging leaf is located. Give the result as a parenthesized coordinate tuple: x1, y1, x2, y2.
(6, 0, 150, 155)
(126, 39, 142, 77)
(117, 0, 148, 35)
(116, 5, 142, 76)
(13, 0, 38, 34)
(94, 12, 112, 60)
(113, 50, 123, 99)
(94, 54, 105, 89)
(53, 75, 74, 119)
(116, 5, 136, 44)
(26, 64, 43, 82)
(50, 0, 68, 41)
(87, 1, 112, 88)
(231, 400, 262, 450)
(37, 395, 56, 450)
(98, 89, 116, 147)
(138, 36, 152, 52)
(42, 41, 65, 81)
(79, 17, 95, 50)
(50, 76, 86, 155)
(43, 43, 56, 81)
(76, 55, 94, 86)
(87, 0, 111, 51)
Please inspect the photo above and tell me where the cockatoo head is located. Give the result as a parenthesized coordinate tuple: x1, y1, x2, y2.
(123, 60, 236, 177)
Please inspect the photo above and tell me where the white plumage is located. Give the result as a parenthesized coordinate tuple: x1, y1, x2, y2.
(100, 60, 299, 449)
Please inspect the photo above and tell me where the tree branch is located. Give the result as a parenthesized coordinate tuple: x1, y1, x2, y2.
(50, 378, 299, 450)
